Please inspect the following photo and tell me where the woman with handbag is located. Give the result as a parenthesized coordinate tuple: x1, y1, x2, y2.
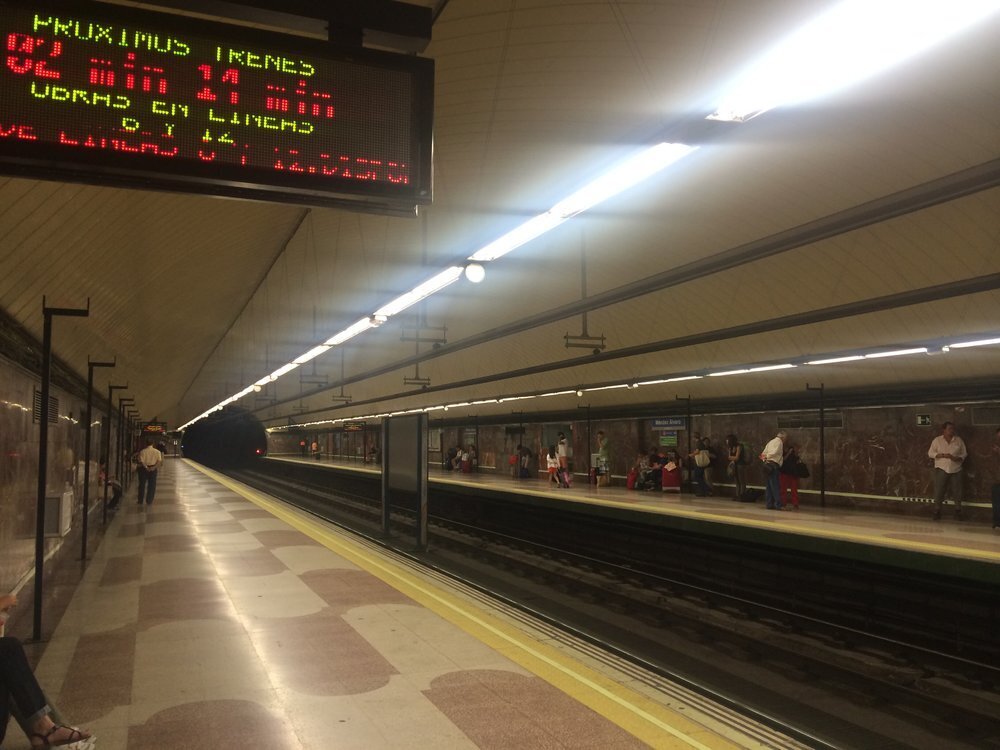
(689, 438, 712, 497)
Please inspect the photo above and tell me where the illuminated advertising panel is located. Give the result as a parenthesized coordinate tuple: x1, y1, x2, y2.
(0, 1, 433, 211)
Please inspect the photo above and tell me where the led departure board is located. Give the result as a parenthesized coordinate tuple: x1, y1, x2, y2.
(0, 1, 433, 211)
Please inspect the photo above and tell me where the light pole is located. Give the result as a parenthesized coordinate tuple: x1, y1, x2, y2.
(103, 384, 127, 524)
(81, 359, 115, 561)
(33, 297, 89, 641)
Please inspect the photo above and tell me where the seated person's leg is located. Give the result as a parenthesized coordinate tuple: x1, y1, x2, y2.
(0, 637, 92, 748)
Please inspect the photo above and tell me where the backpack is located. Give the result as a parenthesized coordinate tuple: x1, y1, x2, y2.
(739, 442, 753, 465)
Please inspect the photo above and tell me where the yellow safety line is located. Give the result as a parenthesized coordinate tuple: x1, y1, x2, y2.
(188, 461, 742, 749)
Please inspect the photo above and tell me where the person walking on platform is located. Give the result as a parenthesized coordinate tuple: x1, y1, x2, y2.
(136, 439, 163, 506)
(760, 430, 786, 510)
(928, 421, 967, 520)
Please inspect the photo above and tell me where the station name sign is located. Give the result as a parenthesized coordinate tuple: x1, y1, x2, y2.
(0, 1, 433, 210)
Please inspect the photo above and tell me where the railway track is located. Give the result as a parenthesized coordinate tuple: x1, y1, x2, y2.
(229, 463, 1000, 749)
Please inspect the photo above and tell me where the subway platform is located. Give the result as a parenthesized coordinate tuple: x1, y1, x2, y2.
(270, 455, 1000, 571)
(5, 459, 808, 750)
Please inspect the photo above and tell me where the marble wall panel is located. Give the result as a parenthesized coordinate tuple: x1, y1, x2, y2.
(0, 355, 118, 591)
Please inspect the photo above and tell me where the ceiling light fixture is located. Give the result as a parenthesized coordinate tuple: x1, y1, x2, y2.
(464, 263, 486, 283)
(806, 355, 864, 365)
(324, 317, 379, 346)
(708, 0, 1000, 123)
(864, 347, 928, 359)
(374, 266, 464, 318)
(468, 143, 697, 263)
(293, 345, 331, 365)
(942, 336, 1000, 351)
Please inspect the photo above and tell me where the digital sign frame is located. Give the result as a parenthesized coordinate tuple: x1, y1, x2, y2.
(0, 0, 434, 213)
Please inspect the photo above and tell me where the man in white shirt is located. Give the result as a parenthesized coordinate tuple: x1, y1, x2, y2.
(136, 439, 163, 506)
(557, 432, 569, 470)
(927, 421, 967, 520)
(760, 430, 786, 510)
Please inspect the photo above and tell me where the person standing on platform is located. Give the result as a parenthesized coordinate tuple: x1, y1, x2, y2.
(546, 446, 560, 486)
(760, 430, 786, 510)
(311, 440, 320, 460)
(595, 431, 610, 486)
(779, 443, 802, 510)
(136, 439, 163, 506)
(557, 432, 570, 472)
(928, 421, 967, 520)
(726, 434, 746, 500)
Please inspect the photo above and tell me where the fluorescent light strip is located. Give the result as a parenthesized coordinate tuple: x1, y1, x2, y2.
(943, 337, 1000, 350)
(864, 347, 928, 359)
(324, 317, 378, 346)
(469, 143, 696, 263)
(186, 144, 699, 428)
(806, 355, 864, 365)
(468, 212, 565, 263)
(550, 143, 698, 218)
(269, 362, 299, 379)
(584, 384, 630, 392)
(635, 375, 703, 386)
(374, 266, 464, 318)
(294, 345, 331, 365)
(709, 0, 1000, 122)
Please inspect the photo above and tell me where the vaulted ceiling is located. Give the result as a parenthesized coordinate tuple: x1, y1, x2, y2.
(1, 0, 998, 429)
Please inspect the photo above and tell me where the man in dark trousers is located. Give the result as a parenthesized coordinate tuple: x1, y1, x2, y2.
(136, 439, 163, 506)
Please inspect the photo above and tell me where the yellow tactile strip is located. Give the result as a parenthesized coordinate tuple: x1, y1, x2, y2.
(189, 461, 749, 750)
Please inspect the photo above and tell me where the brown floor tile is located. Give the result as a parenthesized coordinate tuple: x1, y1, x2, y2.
(101, 555, 143, 586)
(253, 610, 397, 695)
(118, 522, 146, 538)
(254, 530, 322, 549)
(58, 626, 136, 724)
(141, 534, 202, 554)
(425, 670, 649, 749)
(143, 511, 189, 524)
(138, 578, 234, 629)
(229, 509, 277, 521)
(301, 569, 411, 613)
(128, 699, 299, 750)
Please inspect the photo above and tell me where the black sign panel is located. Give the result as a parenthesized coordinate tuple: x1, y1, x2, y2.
(0, 1, 433, 211)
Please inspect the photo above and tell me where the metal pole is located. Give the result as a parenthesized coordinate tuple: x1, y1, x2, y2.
(807, 383, 826, 508)
(33, 298, 89, 641)
(116, 397, 134, 482)
(380, 420, 390, 536)
(103, 384, 127, 524)
(417, 414, 428, 551)
(127, 412, 140, 490)
(677, 395, 692, 493)
(82, 359, 115, 561)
